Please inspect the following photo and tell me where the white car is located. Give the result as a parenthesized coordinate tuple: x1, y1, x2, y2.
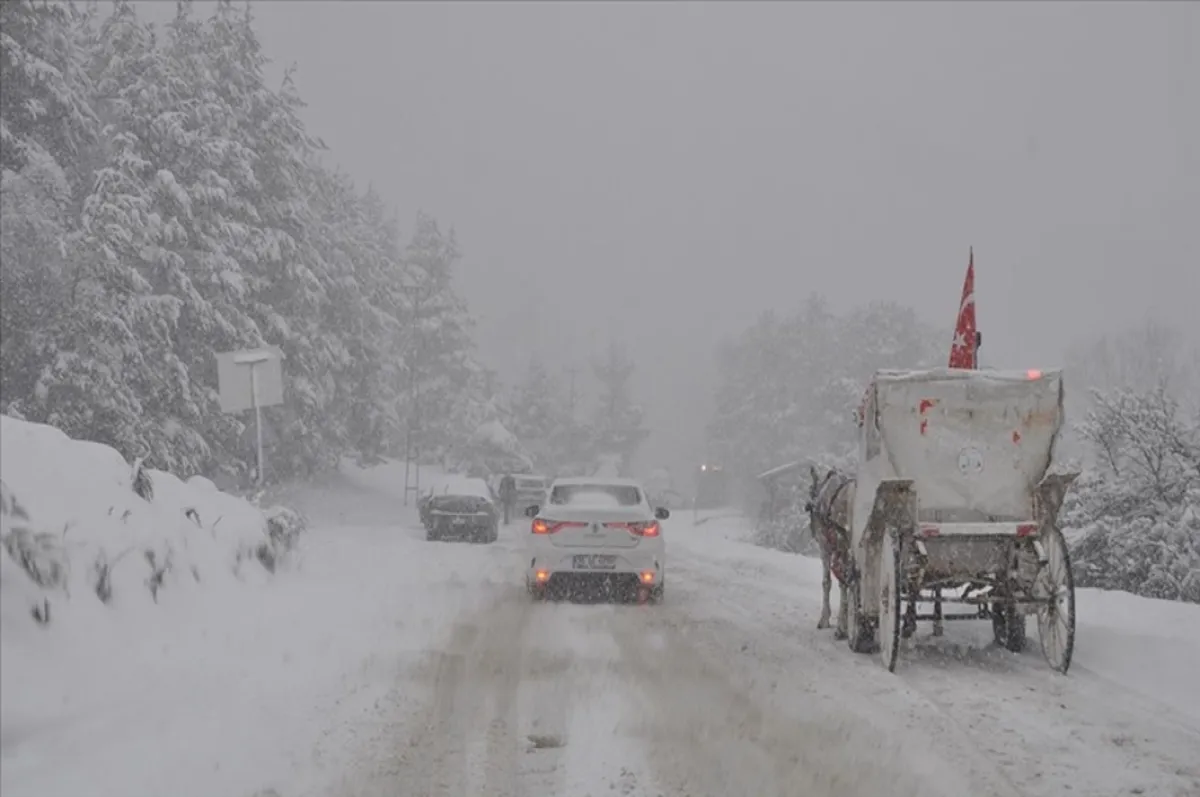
(524, 477, 669, 604)
(512, 473, 551, 508)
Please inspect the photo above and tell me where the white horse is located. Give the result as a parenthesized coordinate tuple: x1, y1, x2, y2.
(804, 465, 855, 639)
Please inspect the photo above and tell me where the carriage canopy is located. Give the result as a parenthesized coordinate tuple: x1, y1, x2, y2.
(862, 367, 1065, 524)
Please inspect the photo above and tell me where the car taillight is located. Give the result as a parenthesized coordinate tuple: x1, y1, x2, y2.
(531, 519, 586, 535)
(605, 521, 660, 537)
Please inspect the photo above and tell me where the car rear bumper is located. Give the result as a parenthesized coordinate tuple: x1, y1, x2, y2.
(531, 571, 660, 602)
(527, 548, 663, 587)
(429, 519, 494, 539)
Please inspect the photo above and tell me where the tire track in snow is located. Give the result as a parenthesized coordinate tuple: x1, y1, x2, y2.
(901, 636, 1200, 797)
(536, 604, 654, 797)
(608, 602, 962, 797)
(329, 580, 591, 797)
(462, 584, 539, 797)
(410, 615, 480, 796)
(654, 540, 1025, 797)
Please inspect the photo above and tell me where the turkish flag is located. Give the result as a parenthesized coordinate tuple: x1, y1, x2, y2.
(948, 248, 977, 369)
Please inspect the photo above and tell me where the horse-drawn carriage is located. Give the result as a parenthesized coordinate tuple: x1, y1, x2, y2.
(821, 367, 1078, 674)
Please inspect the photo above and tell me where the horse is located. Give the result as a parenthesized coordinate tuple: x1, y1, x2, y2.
(804, 465, 855, 639)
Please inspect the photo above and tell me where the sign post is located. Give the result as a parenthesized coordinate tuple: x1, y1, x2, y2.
(216, 346, 284, 488)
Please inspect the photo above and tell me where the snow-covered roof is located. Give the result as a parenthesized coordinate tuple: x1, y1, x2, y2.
(871, 367, 1063, 385)
(756, 460, 807, 482)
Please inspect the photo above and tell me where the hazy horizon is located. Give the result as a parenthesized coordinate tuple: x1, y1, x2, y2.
(137, 0, 1200, 480)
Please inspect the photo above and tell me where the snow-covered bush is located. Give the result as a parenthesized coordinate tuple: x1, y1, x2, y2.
(1069, 493, 1200, 603)
(754, 495, 819, 555)
(0, 415, 305, 625)
(256, 505, 309, 573)
(1067, 385, 1200, 603)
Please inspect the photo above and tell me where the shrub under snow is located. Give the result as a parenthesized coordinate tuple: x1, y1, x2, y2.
(1065, 385, 1200, 604)
(754, 496, 820, 556)
(0, 415, 307, 626)
(1067, 484, 1200, 603)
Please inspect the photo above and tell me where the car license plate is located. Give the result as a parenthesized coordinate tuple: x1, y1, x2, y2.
(452, 517, 466, 526)
(572, 554, 617, 570)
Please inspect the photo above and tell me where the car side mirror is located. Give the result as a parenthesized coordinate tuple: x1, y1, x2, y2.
(654, 507, 670, 520)
(524, 504, 540, 518)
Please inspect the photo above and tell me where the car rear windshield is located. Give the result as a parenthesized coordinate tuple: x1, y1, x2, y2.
(548, 484, 642, 507)
(431, 495, 491, 513)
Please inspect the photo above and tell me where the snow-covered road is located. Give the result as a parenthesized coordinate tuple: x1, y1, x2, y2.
(4, 461, 1199, 797)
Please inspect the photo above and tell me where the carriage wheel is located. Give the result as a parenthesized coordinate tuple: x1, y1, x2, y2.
(1034, 527, 1075, 673)
(877, 531, 902, 672)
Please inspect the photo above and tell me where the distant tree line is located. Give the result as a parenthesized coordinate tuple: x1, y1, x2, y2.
(706, 294, 946, 483)
(503, 340, 650, 478)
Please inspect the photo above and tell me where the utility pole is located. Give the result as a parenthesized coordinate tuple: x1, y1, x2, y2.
(402, 275, 429, 507)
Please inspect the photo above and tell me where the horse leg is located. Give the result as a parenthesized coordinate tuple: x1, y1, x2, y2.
(902, 596, 917, 639)
(818, 546, 832, 629)
(834, 579, 849, 639)
(932, 587, 944, 637)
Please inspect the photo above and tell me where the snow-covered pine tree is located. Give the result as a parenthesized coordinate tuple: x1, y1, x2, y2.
(1, 0, 99, 419)
(2, 0, 485, 485)
(0, 0, 97, 175)
(0, 1, 173, 466)
(589, 340, 649, 475)
(197, 0, 343, 479)
(397, 213, 476, 464)
(317, 179, 407, 462)
(509, 356, 575, 473)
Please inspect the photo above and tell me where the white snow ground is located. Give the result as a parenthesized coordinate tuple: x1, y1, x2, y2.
(3, 455, 1199, 797)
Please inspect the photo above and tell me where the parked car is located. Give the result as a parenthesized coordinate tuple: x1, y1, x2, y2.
(512, 473, 551, 509)
(423, 477, 499, 543)
(524, 477, 669, 603)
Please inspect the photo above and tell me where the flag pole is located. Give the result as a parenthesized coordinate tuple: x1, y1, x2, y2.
(971, 246, 980, 370)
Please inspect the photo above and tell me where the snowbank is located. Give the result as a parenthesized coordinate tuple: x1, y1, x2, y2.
(0, 415, 304, 627)
(1, 450, 513, 797)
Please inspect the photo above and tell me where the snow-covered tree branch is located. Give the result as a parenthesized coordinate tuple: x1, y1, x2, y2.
(0, 0, 488, 485)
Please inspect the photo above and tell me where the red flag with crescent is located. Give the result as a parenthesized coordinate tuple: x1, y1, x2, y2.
(949, 248, 977, 369)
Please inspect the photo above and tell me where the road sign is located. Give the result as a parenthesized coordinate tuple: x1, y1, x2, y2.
(216, 347, 284, 414)
(216, 346, 284, 487)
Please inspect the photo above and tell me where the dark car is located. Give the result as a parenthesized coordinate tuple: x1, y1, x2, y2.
(423, 479, 499, 543)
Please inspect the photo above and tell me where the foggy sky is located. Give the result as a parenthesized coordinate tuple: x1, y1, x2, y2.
(138, 1, 1199, 479)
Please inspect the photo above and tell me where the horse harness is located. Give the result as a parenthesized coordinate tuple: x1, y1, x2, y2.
(810, 477, 852, 582)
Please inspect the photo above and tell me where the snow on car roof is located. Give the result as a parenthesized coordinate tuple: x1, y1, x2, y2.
(434, 476, 492, 498)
